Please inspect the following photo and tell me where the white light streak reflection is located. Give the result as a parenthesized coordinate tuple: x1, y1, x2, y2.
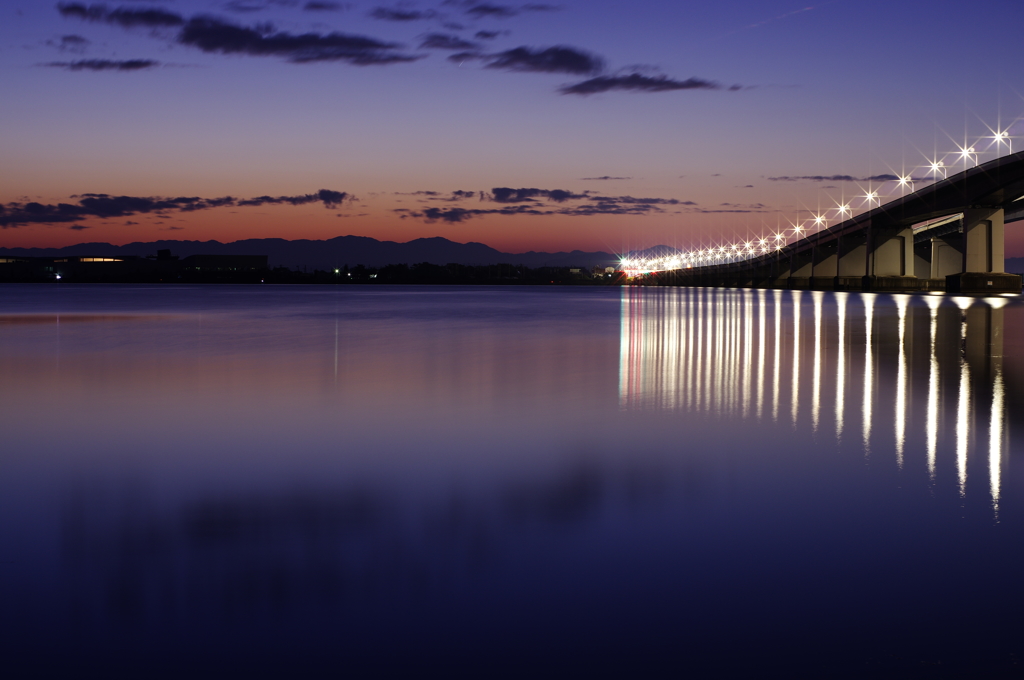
(834, 293, 848, 442)
(811, 291, 823, 433)
(743, 291, 753, 418)
(924, 295, 941, 480)
(791, 290, 802, 427)
(893, 295, 909, 470)
(773, 289, 782, 422)
(757, 289, 766, 420)
(957, 360, 970, 498)
(990, 367, 1004, 519)
(862, 294, 876, 456)
(952, 296, 974, 498)
(615, 289, 1011, 506)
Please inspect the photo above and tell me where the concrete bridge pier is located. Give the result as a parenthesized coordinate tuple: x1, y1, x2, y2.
(929, 234, 963, 279)
(785, 250, 812, 289)
(863, 224, 920, 291)
(770, 253, 791, 288)
(946, 208, 1022, 293)
(835, 232, 867, 290)
(810, 237, 838, 289)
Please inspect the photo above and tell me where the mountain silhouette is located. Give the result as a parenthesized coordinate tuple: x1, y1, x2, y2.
(0, 235, 619, 270)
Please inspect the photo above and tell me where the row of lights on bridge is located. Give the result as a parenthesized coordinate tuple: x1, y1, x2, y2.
(619, 128, 1016, 275)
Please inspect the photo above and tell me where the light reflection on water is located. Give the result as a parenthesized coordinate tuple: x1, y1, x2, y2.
(1, 284, 1023, 677)
(618, 287, 1014, 516)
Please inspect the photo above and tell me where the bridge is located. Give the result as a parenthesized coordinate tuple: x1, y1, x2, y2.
(626, 150, 1024, 294)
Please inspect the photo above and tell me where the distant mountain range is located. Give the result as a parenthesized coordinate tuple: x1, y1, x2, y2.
(4, 236, 1021, 274)
(0, 236, 621, 270)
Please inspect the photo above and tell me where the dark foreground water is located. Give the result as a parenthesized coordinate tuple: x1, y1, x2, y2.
(1, 284, 1022, 678)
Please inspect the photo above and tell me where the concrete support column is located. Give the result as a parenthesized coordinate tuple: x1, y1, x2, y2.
(962, 207, 1004, 273)
(771, 254, 791, 287)
(789, 251, 812, 289)
(869, 227, 914, 277)
(930, 236, 962, 279)
(811, 242, 838, 277)
(947, 207, 1021, 293)
(835, 233, 867, 290)
(914, 242, 930, 279)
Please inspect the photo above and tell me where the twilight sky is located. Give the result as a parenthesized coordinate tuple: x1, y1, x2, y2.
(4, 0, 1024, 255)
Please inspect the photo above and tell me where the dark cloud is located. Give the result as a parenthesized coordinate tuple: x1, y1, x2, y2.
(557, 201, 662, 216)
(43, 58, 160, 71)
(236, 189, 350, 208)
(447, 50, 482, 63)
(223, 1, 306, 12)
(1, 189, 349, 228)
(224, 1, 271, 12)
(593, 195, 694, 205)
(560, 73, 725, 95)
(686, 202, 769, 213)
(57, 3, 186, 28)
(402, 188, 689, 222)
(581, 176, 630, 180)
(369, 7, 436, 21)
(178, 16, 419, 65)
(420, 33, 479, 50)
(766, 174, 902, 182)
(490, 187, 587, 202)
(464, 4, 518, 18)
(68, 224, 91, 231)
(486, 46, 602, 75)
(304, 1, 342, 9)
(60, 5, 419, 66)
(51, 34, 90, 52)
(692, 209, 762, 213)
(475, 30, 501, 39)
(407, 205, 548, 222)
(458, 3, 556, 18)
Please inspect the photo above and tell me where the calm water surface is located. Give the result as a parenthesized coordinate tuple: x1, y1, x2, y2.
(1, 284, 1022, 678)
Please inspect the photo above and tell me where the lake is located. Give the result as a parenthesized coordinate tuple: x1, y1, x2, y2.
(1, 284, 1022, 678)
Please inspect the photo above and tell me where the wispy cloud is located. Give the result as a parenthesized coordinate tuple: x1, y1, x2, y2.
(452, 3, 557, 19)
(369, 7, 437, 21)
(43, 58, 159, 71)
(420, 33, 479, 51)
(48, 34, 90, 53)
(489, 187, 587, 202)
(304, 1, 344, 10)
(396, 186, 694, 222)
(1, 189, 351, 228)
(178, 17, 419, 64)
(483, 46, 603, 75)
(59, 4, 421, 66)
(766, 174, 902, 182)
(561, 74, 734, 95)
(57, 3, 185, 27)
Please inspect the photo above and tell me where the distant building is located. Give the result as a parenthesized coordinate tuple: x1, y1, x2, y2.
(0, 251, 268, 282)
